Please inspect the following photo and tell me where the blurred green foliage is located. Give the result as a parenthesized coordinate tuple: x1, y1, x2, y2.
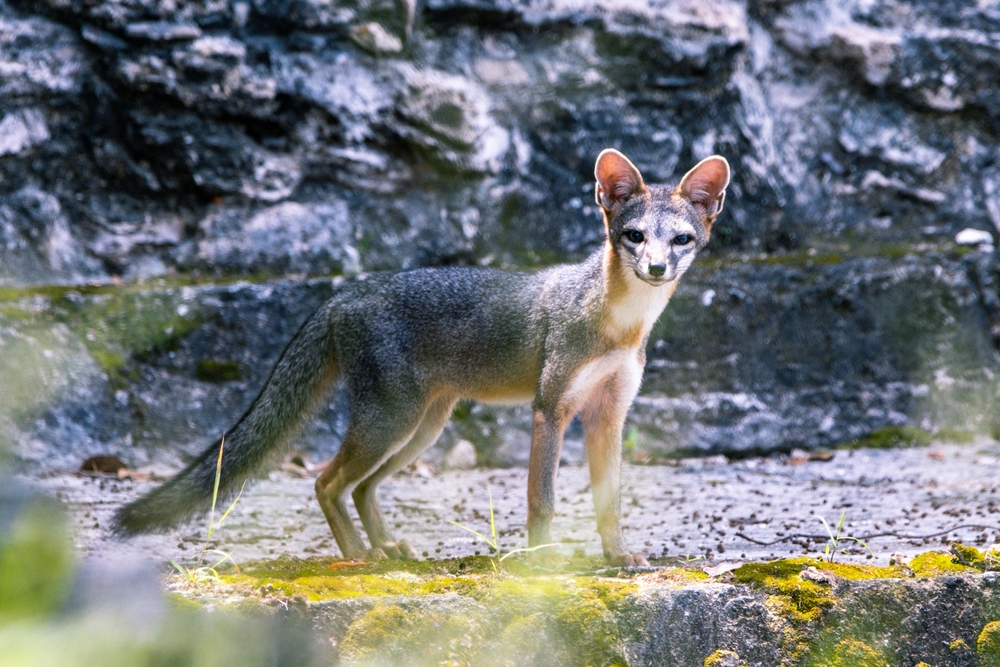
(0, 500, 74, 623)
(0, 493, 322, 667)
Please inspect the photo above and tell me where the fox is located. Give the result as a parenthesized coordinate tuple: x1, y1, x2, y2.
(112, 149, 731, 567)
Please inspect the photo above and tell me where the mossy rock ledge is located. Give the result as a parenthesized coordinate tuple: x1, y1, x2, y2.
(174, 551, 1000, 667)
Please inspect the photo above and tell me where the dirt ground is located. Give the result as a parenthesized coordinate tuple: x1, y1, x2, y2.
(23, 441, 1000, 569)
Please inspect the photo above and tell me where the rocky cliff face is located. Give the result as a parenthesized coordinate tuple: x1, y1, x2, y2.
(1, 0, 998, 467)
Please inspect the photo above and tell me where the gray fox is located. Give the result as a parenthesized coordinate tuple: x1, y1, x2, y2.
(112, 149, 730, 566)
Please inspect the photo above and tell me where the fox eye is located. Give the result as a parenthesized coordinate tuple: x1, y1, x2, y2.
(624, 230, 645, 244)
(673, 234, 692, 245)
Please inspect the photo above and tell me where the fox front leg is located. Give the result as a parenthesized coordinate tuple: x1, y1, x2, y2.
(580, 368, 648, 567)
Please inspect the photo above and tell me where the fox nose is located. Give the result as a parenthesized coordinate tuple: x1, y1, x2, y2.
(648, 263, 666, 278)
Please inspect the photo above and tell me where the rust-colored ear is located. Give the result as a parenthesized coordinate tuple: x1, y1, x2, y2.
(676, 156, 730, 226)
(594, 149, 646, 215)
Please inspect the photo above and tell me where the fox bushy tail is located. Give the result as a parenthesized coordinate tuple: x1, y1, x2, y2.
(111, 304, 340, 536)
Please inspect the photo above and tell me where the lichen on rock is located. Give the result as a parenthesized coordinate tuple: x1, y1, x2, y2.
(979, 621, 1000, 667)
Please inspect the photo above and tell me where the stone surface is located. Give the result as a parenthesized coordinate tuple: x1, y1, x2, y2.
(0, 0, 999, 464)
(167, 557, 1000, 667)
(27, 443, 1000, 566)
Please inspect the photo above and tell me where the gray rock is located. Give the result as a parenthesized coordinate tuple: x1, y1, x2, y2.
(123, 21, 202, 41)
(984, 164, 1000, 236)
(0, 187, 105, 284)
(177, 200, 358, 275)
(115, 38, 279, 118)
(0, 108, 49, 156)
(0, 321, 117, 467)
(271, 50, 395, 142)
(0, 16, 86, 100)
(394, 66, 510, 174)
(80, 23, 128, 51)
(176, 571, 1000, 667)
(128, 111, 302, 200)
(838, 106, 947, 175)
(442, 439, 477, 469)
(251, 0, 412, 41)
(351, 22, 404, 55)
(626, 585, 783, 667)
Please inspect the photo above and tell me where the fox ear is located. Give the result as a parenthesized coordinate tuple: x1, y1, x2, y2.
(594, 149, 646, 215)
(676, 156, 730, 226)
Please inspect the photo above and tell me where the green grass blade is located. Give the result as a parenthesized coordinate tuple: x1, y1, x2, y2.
(488, 487, 497, 547)
(214, 480, 247, 532)
(448, 521, 497, 549)
(207, 435, 226, 541)
(818, 516, 834, 540)
(167, 557, 193, 582)
(498, 543, 560, 562)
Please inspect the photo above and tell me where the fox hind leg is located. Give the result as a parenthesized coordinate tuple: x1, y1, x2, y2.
(352, 394, 457, 560)
(314, 395, 426, 560)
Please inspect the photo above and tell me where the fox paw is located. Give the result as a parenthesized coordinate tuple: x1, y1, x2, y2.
(397, 540, 418, 560)
(607, 552, 649, 568)
(378, 540, 418, 561)
(366, 547, 388, 561)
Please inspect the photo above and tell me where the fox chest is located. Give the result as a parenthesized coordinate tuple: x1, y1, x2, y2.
(558, 348, 645, 416)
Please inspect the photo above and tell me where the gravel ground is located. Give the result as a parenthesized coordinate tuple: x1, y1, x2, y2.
(23, 442, 1000, 569)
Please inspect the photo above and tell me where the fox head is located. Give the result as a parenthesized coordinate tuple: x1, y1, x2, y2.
(594, 149, 730, 286)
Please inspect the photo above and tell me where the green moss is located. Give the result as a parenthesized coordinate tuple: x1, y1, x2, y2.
(220, 555, 643, 607)
(732, 560, 833, 623)
(164, 592, 205, 612)
(217, 555, 641, 667)
(90, 348, 126, 375)
(586, 577, 643, 610)
(332, 573, 632, 666)
(195, 359, 246, 383)
(222, 558, 480, 601)
(0, 273, 295, 307)
(735, 558, 907, 585)
(978, 621, 1000, 667)
(840, 425, 932, 450)
(703, 648, 745, 666)
(805, 576, 912, 667)
(814, 638, 884, 667)
(950, 637, 970, 651)
(554, 596, 627, 666)
(732, 558, 911, 634)
(339, 605, 481, 666)
(0, 284, 206, 387)
(0, 278, 263, 387)
(949, 543, 986, 569)
(498, 613, 550, 663)
(934, 427, 976, 444)
(0, 304, 42, 322)
(910, 551, 978, 577)
(57, 289, 206, 378)
(236, 554, 499, 581)
(195, 549, 1000, 667)
(749, 250, 845, 268)
(805, 560, 908, 581)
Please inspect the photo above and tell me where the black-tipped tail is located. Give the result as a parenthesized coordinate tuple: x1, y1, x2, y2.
(111, 443, 225, 535)
(111, 302, 340, 536)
